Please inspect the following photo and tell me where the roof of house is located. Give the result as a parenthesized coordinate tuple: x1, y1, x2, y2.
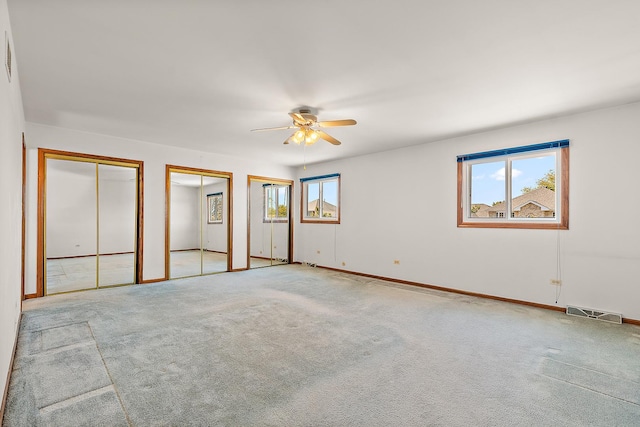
(307, 199, 337, 213)
(489, 187, 555, 213)
(471, 203, 492, 217)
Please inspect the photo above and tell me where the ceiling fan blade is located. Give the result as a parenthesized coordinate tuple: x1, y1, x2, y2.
(251, 125, 294, 132)
(316, 130, 341, 145)
(289, 112, 307, 125)
(299, 113, 317, 122)
(317, 119, 357, 127)
(284, 132, 296, 144)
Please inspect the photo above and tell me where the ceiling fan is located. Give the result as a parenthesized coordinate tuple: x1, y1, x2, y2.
(251, 108, 356, 146)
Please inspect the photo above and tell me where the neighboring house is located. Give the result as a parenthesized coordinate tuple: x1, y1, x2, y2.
(307, 199, 337, 217)
(476, 187, 556, 218)
(470, 203, 492, 217)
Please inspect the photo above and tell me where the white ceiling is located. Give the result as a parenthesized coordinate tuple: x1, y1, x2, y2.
(8, 0, 640, 167)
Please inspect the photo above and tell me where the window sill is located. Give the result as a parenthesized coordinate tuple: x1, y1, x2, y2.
(457, 220, 568, 230)
(301, 218, 340, 224)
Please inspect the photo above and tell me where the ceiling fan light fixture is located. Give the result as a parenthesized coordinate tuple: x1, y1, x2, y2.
(305, 129, 319, 145)
(293, 129, 305, 144)
(251, 108, 355, 147)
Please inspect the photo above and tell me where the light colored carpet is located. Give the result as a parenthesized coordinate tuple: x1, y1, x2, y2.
(4, 265, 640, 426)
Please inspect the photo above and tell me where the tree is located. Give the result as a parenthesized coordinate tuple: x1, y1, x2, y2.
(522, 169, 555, 193)
(267, 204, 288, 218)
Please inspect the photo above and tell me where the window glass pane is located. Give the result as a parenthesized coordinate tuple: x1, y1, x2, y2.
(511, 154, 556, 219)
(277, 187, 288, 218)
(469, 161, 506, 218)
(459, 144, 567, 229)
(306, 182, 320, 217)
(302, 176, 340, 222)
(321, 179, 338, 218)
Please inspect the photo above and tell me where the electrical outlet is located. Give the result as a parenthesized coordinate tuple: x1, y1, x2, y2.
(341, 262, 346, 266)
(317, 250, 320, 254)
(550, 279, 562, 285)
(394, 260, 400, 265)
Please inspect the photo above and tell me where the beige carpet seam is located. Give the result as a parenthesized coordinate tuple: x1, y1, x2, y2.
(38, 385, 114, 414)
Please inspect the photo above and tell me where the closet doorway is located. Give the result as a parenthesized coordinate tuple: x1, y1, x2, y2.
(37, 149, 143, 296)
(248, 176, 293, 269)
(166, 166, 232, 279)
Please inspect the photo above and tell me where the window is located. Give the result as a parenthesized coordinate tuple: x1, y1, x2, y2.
(301, 174, 340, 223)
(264, 185, 288, 222)
(457, 140, 569, 229)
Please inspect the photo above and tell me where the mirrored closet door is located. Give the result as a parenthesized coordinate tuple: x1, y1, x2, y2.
(41, 152, 141, 295)
(98, 164, 137, 287)
(248, 176, 293, 269)
(167, 166, 231, 279)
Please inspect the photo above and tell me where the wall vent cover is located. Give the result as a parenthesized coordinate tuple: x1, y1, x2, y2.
(566, 305, 622, 324)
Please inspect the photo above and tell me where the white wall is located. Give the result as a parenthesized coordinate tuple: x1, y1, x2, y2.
(295, 102, 640, 321)
(203, 182, 228, 253)
(170, 184, 200, 251)
(24, 123, 295, 293)
(0, 0, 25, 410)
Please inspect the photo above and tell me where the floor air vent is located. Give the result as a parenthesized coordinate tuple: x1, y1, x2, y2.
(566, 305, 622, 324)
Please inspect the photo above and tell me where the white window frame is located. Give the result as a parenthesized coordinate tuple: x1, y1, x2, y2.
(300, 174, 340, 224)
(457, 141, 569, 230)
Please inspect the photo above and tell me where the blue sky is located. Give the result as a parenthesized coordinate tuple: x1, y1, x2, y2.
(471, 154, 555, 205)
(307, 180, 338, 205)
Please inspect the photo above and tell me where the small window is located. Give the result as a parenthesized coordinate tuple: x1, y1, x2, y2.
(301, 174, 340, 223)
(457, 140, 569, 229)
(264, 185, 288, 222)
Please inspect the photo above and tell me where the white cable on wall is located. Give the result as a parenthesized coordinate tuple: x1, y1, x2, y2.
(334, 223, 338, 263)
(555, 221, 562, 304)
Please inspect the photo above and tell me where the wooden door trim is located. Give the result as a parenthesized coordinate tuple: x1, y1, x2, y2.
(21, 134, 26, 304)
